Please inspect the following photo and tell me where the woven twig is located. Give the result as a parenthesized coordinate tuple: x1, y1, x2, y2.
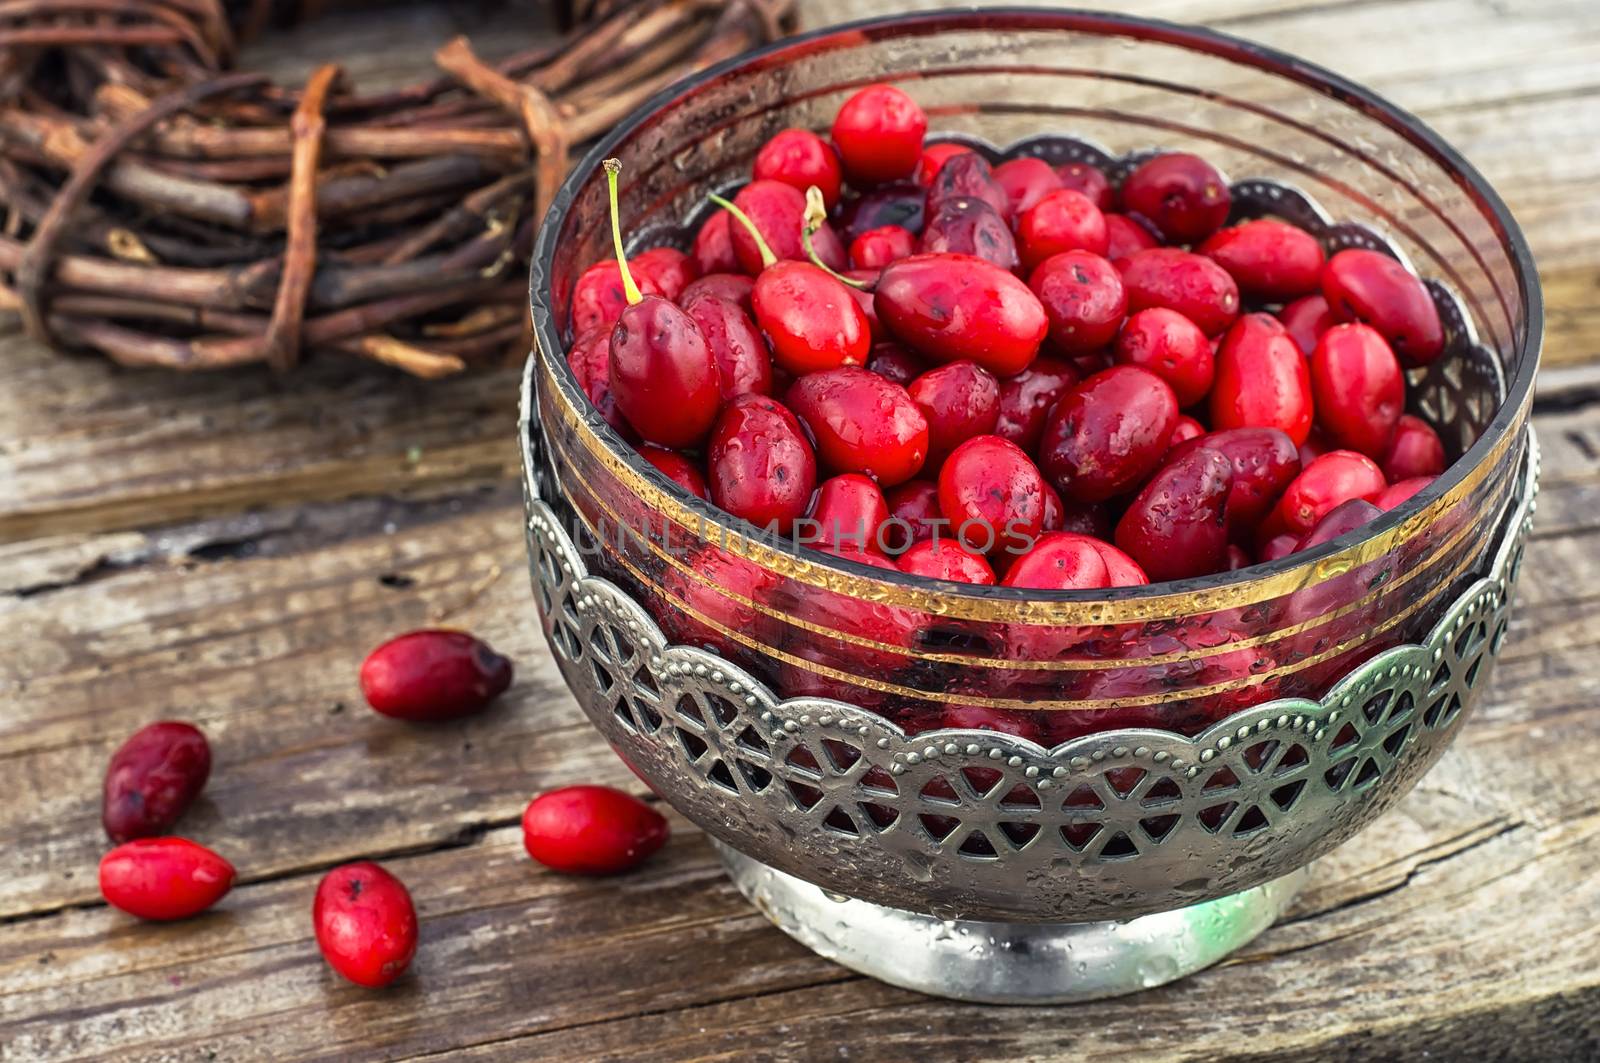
(0, 0, 794, 377)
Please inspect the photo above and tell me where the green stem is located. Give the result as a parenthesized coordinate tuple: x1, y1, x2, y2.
(801, 185, 869, 289)
(706, 191, 776, 269)
(604, 158, 642, 305)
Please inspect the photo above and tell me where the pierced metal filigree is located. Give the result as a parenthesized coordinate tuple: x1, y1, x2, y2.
(521, 414, 1536, 922)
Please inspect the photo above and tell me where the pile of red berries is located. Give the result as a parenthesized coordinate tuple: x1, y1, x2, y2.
(569, 84, 1448, 588)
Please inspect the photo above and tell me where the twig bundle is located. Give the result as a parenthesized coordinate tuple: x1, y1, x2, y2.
(0, 0, 792, 378)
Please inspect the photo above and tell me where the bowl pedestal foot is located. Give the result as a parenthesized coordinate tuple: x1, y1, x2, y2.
(714, 840, 1307, 1004)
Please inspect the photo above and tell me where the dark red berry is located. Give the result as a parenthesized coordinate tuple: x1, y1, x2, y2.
(360, 630, 514, 721)
(1199, 219, 1325, 301)
(836, 181, 925, 241)
(926, 152, 1008, 218)
(994, 356, 1079, 452)
(729, 180, 846, 275)
(682, 292, 772, 400)
(1120, 152, 1232, 243)
(630, 248, 696, 303)
(850, 224, 916, 269)
(103, 721, 211, 843)
(1380, 414, 1446, 482)
(787, 367, 929, 486)
(751, 261, 871, 375)
(919, 198, 1019, 271)
(639, 444, 709, 499)
(1272, 450, 1388, 536)
(883, 479, 943, 553)
(907, 360, 1001, 464)
(1040, 365, 1179, 503)
(876, 252, 1048, 376)
(1279, 293, 1335, 356)
(916, 143, 974, 187)
(566, 326, 634, 438)
(1322, 249, 1444, 365)
(609, 295, 722, 447)
(679, 272, 754, 314)
(1115, 447, 1234, 580)
(992, 156, 1063, 219)
(1121, 248, 1240, 337)
(692, 212, 739, 275)
(1210, 312, 1313, 445)
(1114, 306, 1214, 407)
(313, 862, 418, 988)
(100, 838, 234, 921)
(1169, 426, 1302, 537)
(1294, 498, 1382, 553)
(831, 84, 927, 185)
(707, 394, 817, 534)
(866, 342, 926, 386)
(1311, 322, 1405, 457)
(754, 128, 843, 208)
(1056, 162, 1114, 211)
(938, 435, 1048, 556)
(806, 474, 891, 555)
(897, 538, 996, 584)
(1168, 414, 1205, 450)
(1375, 475, 1434, 511)
(1028, 250, 1126, 354)
(1103, 212, 1158, 264)
(1017, 189, 1108, 273)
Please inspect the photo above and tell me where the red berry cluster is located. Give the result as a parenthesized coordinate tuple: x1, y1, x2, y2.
(569, 85, 1449, 588)
(95, 631, 664, 989)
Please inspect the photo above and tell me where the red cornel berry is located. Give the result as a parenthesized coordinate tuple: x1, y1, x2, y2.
(313, 862, 418, 988)
(100, 837, 235, 921)
(102, 721, 211, 843)
(1119, 152, 1231, 243)
(523, 785, 669, 875)
(830, 84, 927, 186)
(360, 630, 514, 721)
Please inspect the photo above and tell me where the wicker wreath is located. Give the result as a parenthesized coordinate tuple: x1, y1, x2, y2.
(0, 0, 792, 378)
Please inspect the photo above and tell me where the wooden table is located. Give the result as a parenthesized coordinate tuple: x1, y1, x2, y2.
(4, 2, 1599, 1059)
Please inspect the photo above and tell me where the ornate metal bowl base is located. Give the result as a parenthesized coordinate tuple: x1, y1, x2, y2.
(716, 840, 1306, 1004)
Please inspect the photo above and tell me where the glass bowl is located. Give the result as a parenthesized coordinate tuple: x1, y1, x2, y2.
(520, 8, 1540, 1000)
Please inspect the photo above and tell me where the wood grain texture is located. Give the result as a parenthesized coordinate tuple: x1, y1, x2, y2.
(2, 1, 1599, 1060)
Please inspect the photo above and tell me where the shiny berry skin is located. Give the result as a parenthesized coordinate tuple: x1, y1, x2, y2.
(807, 474, 891, 555)
(570, 258, 666, 336)
(836, 181, 925, 241)
(692, 211, 738, 275)
(1103, 213, 1159, 264)
(867, 342, 925, 386)
(916, 142, 974, 187)
(1311, 322, 1405, 457)
(1273, 450, 1388, 536)
(1380, 414, 1447, 482)
(883, 479, 943, 553)
(1040, 365, 1180, 503)
(1295, 498, 1382, 553)
(1259, 532, 1299, 562)
(682, 293, 772, 400)
(522, 785, 669, 875)
(639, 444, 708, 499)
(1115, 447, 1234, 580)
(1056, 162, 1114, 211)
(1114, 306, 1214, 407)
(679, 272, 754, 314)
(787, 367, 929, 486)
(831, 84, 926, 185)
(1120, 152, 1231, 243)
(1002, 532, 1110, 589)
(1017, 189, 1109, 273)
(707, 394, 817, 534)
(938, 435, 1048, 556)
(1198, 219, 1325, 301)
(1375, 475, 1434, 511)
(313, 862, 418, 988)
(631, 248, 697, 303)
(1210, 313, 1314, 445)
(751, 261, 871, 375)
(99, 838, 234, 921)
(103, 722, 211, 843)
(850, 224, 916, 269)
(993, 156, 1063, 219)
(1121, 248, 1240, 337)
(1280, 293, 1336, 355)
(926, 153, 1009, 218)
(1169, 426, 1302, 535)
(1169, 414, 1205, 450)
(994, 356, 1078, 452)
(876, 253, 1048, 376)
(609, 295, 721, 447)
(753, 128, 843, 208)
(1028, 250, 1126, 354)
(919, 198, 1019, 271)
(566, 326, 633, 438)
(897, 538, 996, 585)
(1322, 249, 1445, 365)
(728, 180, 846, 274)
(360, 630, 513, 721)
(907, 360, 1001, 464)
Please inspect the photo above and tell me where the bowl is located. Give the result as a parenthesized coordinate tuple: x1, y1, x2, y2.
(520, 9, 1541, 1001)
